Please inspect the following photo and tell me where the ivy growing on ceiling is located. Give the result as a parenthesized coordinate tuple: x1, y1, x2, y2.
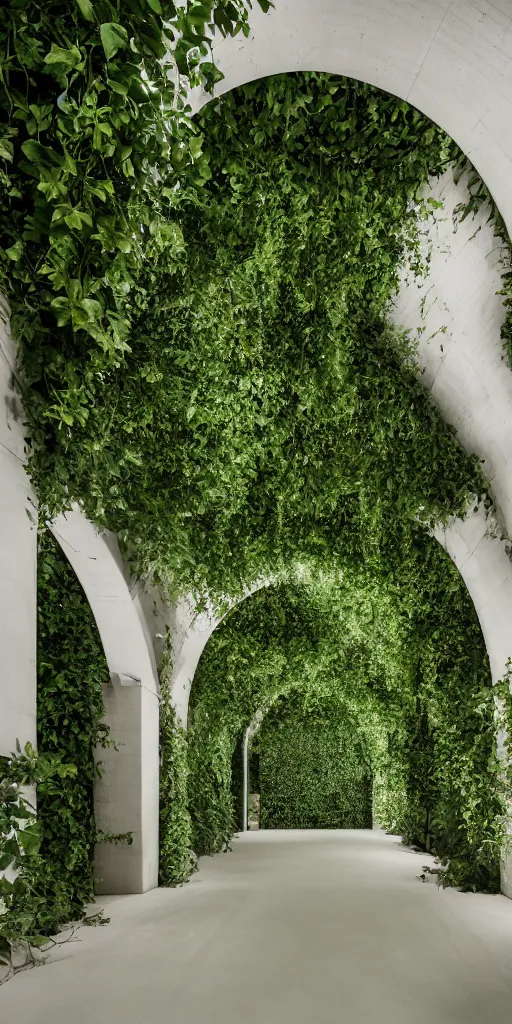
(185, 557, 504, 893)
(2, 65, 490, 597)
(1, 0, 512, 956)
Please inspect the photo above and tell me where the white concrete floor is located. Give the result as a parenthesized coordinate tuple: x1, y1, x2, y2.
(3, 830, 512, 1022)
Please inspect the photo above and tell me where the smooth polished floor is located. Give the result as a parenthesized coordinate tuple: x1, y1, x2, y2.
(2, 830, 512, 1023)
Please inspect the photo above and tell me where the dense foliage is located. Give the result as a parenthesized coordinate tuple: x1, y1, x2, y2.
(0, 742, 78, 977)
(0, 0, 269, 446)
(36, 529, 111, 929)
(2, 66, 483, 595)
(185, 554, 502, 891)
(257, 691, 373, 830)
(159, 653, 196, 885)
(1, 1, 510, 929)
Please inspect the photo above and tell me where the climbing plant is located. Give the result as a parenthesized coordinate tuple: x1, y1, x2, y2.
(1, 67, 485, 595)
(159, 644, 196, 885)
(0, 742, 79, 978)
(186, 548, 502, 892)
(36, 528, 112, 929)
(0, 0, 270, 441)
(1, 30, 509, 908)
(257, 690, 373, 830)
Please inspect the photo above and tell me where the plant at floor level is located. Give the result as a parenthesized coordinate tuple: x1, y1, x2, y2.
(0, 741, 84, 982)
(257, 691, 373, 830)
(159, 644, 197, 886)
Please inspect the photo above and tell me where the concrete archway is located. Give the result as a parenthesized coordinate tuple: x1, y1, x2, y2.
(193, 1, 512, 239)
(49, 508, 160, 894)
(2, 1, 512, 897)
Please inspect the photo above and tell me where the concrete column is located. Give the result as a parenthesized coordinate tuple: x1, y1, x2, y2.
(0, 304, 37, 759)
(94, 680, 159, 894)
(51, 509, 160, 894)
(436, 507, 512, 897)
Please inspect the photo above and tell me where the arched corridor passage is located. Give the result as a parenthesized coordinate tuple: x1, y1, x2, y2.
(4, 0, 512, 1012)
(2, 830, 512, 1023)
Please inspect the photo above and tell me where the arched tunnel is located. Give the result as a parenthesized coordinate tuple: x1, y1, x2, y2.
(2, 2, 512, 1020)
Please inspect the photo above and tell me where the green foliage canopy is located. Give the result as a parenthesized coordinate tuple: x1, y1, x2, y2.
(2, 70, 484, 596)
(186, 553, 502, 892)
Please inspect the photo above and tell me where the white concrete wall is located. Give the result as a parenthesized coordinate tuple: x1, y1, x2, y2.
(435, 507, 512, 896)
(392, 167, 512, 889)
(393, 168, 512, 538)
(50, 510, 160, 894)
(0, 302, 37, 759)
(435, 507, 512, 690)
(194, 0, 512, 241)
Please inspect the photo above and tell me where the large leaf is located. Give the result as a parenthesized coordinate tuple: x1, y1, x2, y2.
(75, 0, 95, 20)
(100, 22, 129, 60)
(44, 43, 83, 71)
(20, 139, 62, 167)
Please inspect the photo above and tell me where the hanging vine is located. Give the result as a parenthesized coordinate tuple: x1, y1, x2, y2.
(1, 19, 511, 923)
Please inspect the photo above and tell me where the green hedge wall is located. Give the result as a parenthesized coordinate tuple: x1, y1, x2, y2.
(257, 693, 372, 830)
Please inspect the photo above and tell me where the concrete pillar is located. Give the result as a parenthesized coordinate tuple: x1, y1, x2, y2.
(51, 509, 160, 894)
(436, 507, 512, 897)
(0, 304, 37, 759)
(93, 679, 159, 894)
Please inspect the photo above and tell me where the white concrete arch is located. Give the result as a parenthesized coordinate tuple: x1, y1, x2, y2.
(151, 581, 269, 728)
(174, 510, 512, 892)
(169, 510, 512, 726)
(194, 0, 512, 237)
(3, 0, 512, 899)
(50, 508, 160, 895)
(192, 2, 512, 534)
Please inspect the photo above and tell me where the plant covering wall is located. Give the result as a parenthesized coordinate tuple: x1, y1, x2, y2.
(0, 531, 110, 970)
(256, 691, 373, 830)
(1, 1, 511, 953)
(184, 557, 502, 892)
(36, 530, 111, 931)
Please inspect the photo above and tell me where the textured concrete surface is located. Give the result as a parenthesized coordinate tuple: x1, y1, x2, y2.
(0, 308, 37, 759)
(51, 509, 161, 894)
(2, 831, 512, 1023)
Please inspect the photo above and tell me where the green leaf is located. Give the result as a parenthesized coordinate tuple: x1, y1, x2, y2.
(44, 43, 83, 71)
(21, 139, 62, 167)
(0, 138, 14, 162)
(5, 240, 23, 261)
(76, 0, 95, 20)
(100, 23, 129, 60)
(189, 135, 204, 160)
(108, 80, 129, 96)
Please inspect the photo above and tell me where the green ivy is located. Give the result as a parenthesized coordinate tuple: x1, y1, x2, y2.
(0, 0, 269, 439)
(1, 38, 510, 911)
(0, 742, 79, 973)
(36, 528, 111, 931)
(257, 691, 373, 830)
(186, 549, 502, 892)
(3, 71, 484, 597)
(159, 651, 196, 885)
